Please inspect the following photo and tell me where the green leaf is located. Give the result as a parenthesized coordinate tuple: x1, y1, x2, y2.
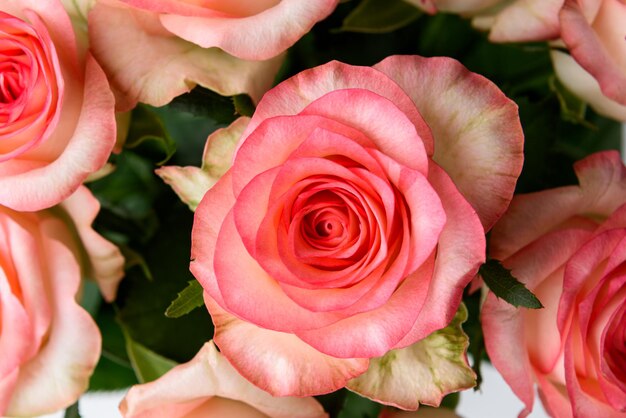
(549, 76, 593, 128)
(337, 391, 381, 418)
(169, 87, 237, 125)
(165, 280, 204, 318)
(120, 322, 178, 383)
(480, 259, 544, 309)
(125, 106, 177, 165)
(340, 0, 422, 33)
(232, 94, 256, 117)
(64, 401, 81, 418)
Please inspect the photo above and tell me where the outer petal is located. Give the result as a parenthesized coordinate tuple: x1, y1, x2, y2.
(487, 0, 564, 42)
(206, 296, 370, 397)
(88, 1, 283, 110)
(120, 341, 328, 418)
(374, 55, 524, 231)
(560, 0, 626, 107)
(394, 163, 484, 347)
(551, 50, 626, 121)
(58, 186, 125, 302)
(347, 305, 475, 410)
(242, 61, 434, 155)
(159, 0, 339, 61)
(491, 151, 626, 261)
(5, 222, 101, 416)
(0, 55, 116, 211)
(157, 117, 250, 211)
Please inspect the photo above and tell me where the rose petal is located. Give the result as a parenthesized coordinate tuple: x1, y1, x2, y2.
(88, 1, 283, 110)
(374, 55, 524, 231)
(206, 296, 369, 397)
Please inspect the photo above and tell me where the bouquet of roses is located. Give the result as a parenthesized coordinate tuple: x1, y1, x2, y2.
(1, 0, 624, 417)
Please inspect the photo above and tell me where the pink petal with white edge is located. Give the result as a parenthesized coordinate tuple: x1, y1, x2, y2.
(490, 151, 626, 261)
(374, 55, 523, 231)
(5, 223, 100, 416)
(57, 186, 124, 302)
(88, 1, 283, 110)
(0, 55, 116, 211)
(120, 340, 328, 418)
(394, 164, 484, 347)
(206, 296, 369, 397)
(551, 50, 626, 121)
(488, 0, 563, 42)
(347, 305, 475, 411)
(242, 61, 434, 155)
(560, 0, 626, 107)
(159, 0, 339, 61)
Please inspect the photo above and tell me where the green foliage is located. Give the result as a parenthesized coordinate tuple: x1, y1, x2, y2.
(232, 94, 256, 117)
(340, 0, 422, 34)
(337, 392, 381, 418)
(480, 259, 543, 309)
(165, 280, 204, 318)
(120, 321, 178, 383)
(64, 402, 81, 418)
(125, 106, 177, 165)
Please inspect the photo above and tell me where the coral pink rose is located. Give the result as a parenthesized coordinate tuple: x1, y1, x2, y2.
(120, 341, 328, 418)
(483, 151, 626, 417)
(551, 0, 626, 121)
(87, 0, 337, 110)
(0, 0, 117, 211)
(0, 186, 124, 416)
(190, 55, 524, 406)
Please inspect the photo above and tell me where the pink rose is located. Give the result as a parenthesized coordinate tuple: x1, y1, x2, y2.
(120, 341, 328, 418)
(190, 56, 524, 406)
(0, 0, 117, 211)
(0, 186, 124, 416)
(87, 0, 338, 110)
(483, 151, 626, 417)
(551, 0, 626, 121)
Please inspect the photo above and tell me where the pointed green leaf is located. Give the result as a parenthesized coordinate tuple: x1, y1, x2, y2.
(165, 280, 205, 318)
(340, 0, 422, 34)
(120, 324, 178, 383)
(480, 259, 544, 309)
(347, 304, 476, 410)
(125, 106, 177, 165)
(64, 401, 81, 418)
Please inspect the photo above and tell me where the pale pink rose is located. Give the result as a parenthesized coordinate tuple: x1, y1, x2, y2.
(551, 0, 626, 121)
(0, 186, 124, 416)
(120, 341, 328, 418)
(86, 0, 336, 110)
(483, 151, 626, 417)
(190, 56, 524, 407)
(0, 0, 117, 211)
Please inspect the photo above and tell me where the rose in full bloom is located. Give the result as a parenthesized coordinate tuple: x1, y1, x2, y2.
(0, 0, 117, 211)
(483, 151, 626, 417)
(551, 0, 626, 121)
(120, 341, 328, 418)
(87, 0, 338, 110)
(0, 186, 124, 416)
(189, 55, 524, 407)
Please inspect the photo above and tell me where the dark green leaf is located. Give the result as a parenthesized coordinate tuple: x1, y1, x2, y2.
(169, 87, 237, 125)
(480, 259, 543, 309)
(337, 392, 381, 418)
(64, 402, 81, 418)
(549, 76, 592, 127)
(165, 280, 204, 318)
(340, 0, 422, 33)
(125, 106, 177, 165)
(232, 94, 256, 117)
(120, 321, 178, 383)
